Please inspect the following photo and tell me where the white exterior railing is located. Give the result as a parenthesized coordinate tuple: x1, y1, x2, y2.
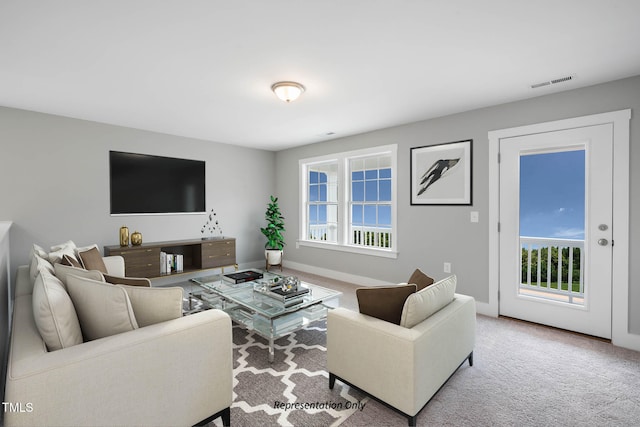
(308, 224, 391, 249)
(520, 236, 584, 304)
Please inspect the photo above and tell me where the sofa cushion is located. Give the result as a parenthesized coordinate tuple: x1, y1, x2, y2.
(118, 285, 183, 327)
(77, 246, 108, 274)
(48, 240, 78, 265)
(356, 284, 417, 325)
(408, 268, 435, 291)
(103, 274, 151, 287)
(400, 275, 457, 328)
(53, 263, 105, 291)
(29, 254, 55, 284)
(32, 271, 83, 351)
(66, 274, 138, 341)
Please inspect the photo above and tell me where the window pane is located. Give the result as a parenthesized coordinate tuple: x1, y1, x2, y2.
(319, 184, 327, 201)
(352, 204, 363, 225)
(365, 169, 377, 180)
(352, 170, 364, 181)
(379, 179, 391, 201)
(308, 205, 318, 223)
(318, 205, 327, 223)
(364, 205, 376, 226)
(379, 168, 391, 179)
(378, 205, 391, 226)
(365, 181, 378, 201)
(365, 157, 378, 170)
(327, 204, 338, 223)
(351, 159, 364, 172)
(352, 182, 364, 201)
(309, 184, 318, 202)
(319, 172, 327, 183)
(309, 171, 319, 184)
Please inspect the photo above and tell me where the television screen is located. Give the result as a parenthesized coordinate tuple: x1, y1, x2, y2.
(109, 151, 206, 214)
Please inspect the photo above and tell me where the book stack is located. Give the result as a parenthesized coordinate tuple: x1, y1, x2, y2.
(160, 252, 184, 274)
(223, 270, 263, 284)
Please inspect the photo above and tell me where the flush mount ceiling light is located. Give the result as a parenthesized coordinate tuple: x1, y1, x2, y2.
(271, 81, 305, 103)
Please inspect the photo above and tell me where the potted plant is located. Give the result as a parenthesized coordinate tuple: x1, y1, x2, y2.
(260, 195, 285, 270)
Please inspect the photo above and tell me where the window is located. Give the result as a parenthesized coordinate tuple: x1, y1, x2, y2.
(300, 144, 397, 258)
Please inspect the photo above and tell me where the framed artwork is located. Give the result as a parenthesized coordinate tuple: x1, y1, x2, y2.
(410, 139, 472, 205)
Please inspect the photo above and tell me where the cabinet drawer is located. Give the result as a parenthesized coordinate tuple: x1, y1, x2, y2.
(201, 240, 236, 268)
(109, 247, 161, 277)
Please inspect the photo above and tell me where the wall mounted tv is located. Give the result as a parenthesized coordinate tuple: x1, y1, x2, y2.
(109, 151, 206, 215)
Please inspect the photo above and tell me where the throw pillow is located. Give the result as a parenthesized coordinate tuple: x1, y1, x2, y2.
(29, 254, 55, 284)
(61, 254, 83, 268)
(53, 263, 104, 291)
(400, 275, 457, 328)
(48, 240, 78, 265)
(30, 243, 48, 260)
(117, 285, 183, 327)
(66, 274, 138, 341)
(77, 246, 108, 274)
(408, 268, 435, 291)
(103, 274, 151, 287)
(356, 284, 417, 325)
(32, 271, 83, 351)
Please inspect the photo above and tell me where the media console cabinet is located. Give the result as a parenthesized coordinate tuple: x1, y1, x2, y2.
(104, 237, 237, 278)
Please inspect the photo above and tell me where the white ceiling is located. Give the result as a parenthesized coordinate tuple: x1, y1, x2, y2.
(1, 1, 639, 151)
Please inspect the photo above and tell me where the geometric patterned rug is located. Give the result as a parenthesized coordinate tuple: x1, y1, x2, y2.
(211, 319, 369, 426)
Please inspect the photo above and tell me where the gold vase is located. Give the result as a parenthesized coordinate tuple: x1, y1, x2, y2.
(131, 231, 143, 246)
(119, 226, 129, 247)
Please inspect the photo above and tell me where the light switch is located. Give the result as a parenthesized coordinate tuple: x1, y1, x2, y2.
(470, 211, 479, 223)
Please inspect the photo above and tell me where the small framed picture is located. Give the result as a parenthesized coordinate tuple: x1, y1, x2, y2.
(410, 139, 472, 205)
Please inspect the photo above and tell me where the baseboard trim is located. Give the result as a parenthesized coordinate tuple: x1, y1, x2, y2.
(474, 301, 495, 317)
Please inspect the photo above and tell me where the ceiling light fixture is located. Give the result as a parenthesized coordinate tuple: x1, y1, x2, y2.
(271, 81, 305, 103)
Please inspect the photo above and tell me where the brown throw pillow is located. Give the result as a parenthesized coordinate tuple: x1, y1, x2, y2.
(61, 254, 83, 269)
(356, 284, 417, 325)
(77, 246, 108, 274)
(104, 274, 151, 287)
(408, 268, 435, 291)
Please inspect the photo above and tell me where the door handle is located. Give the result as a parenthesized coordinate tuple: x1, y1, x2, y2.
(597, 238, 609, 246)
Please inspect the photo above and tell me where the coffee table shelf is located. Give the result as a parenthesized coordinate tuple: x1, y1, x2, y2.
(188, 270, 341, 362)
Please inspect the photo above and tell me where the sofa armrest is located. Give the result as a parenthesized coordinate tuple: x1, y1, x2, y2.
(102, 255, 125, 277)
(327, 294, 475, 416)
(5, 305, 232, 427)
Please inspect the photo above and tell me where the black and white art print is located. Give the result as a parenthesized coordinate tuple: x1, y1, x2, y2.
(410, 139, 472, 205)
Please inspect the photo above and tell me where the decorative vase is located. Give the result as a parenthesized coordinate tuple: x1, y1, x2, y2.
(119, 226, 129, 247)
(131, 231, 143, 246)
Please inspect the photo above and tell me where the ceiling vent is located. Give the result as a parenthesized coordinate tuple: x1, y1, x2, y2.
(530, 74, 575, 89)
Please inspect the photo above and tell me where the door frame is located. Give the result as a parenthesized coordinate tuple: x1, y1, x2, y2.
(487, 109, 637, 350)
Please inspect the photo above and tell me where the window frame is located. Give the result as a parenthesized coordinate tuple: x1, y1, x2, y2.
(298, 144, 398, 259)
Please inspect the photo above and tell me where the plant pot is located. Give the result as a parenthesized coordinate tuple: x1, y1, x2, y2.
(265, 249, 283, 271)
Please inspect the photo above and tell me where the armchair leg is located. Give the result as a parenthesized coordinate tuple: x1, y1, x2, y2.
(408, 414, 416, 426)
(329, 373, 336, 389)
(468, 351, 474, 367)
(194, 407, 230, 427)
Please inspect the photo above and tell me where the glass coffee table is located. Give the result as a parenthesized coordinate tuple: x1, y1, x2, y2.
(188, 270, 341, 362)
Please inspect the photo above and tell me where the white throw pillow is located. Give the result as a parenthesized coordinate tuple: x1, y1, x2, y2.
(118, 285, 184, 327)
(48, 240, 78, 265)
(32, 271, 83, 351)
(53, 263, 104, 291)
(30, 255, 55, 284)
(66, 274, 139, 341)
(400, 275, 457, 328)
(30, 243, 48, 260)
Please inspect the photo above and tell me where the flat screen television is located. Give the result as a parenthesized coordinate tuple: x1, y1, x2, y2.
(109, 151, 206, 215)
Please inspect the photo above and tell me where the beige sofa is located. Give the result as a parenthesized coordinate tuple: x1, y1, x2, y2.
(327, 275, 476, 426)
(5, 253, 233, 426)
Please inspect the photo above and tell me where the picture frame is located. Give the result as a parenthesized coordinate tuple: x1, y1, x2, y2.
(410, 139, 472, 205)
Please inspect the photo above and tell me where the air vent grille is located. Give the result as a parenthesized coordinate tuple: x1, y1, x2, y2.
(531, 74, 575, 89)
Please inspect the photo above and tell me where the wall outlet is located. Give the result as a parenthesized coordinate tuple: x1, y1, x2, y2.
(444, 262, 451, 273)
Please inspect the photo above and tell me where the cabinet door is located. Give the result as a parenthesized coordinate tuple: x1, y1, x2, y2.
(110, 247, 161, 277)
(201, 239, 236, 268)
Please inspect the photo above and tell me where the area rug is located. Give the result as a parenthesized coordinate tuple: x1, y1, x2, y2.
(209, 320, 368, 427)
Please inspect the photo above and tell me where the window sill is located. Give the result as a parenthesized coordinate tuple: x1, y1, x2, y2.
(297, 240, 398, 259)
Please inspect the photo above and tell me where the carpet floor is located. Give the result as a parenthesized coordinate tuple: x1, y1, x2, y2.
(193, 268, 640, 426)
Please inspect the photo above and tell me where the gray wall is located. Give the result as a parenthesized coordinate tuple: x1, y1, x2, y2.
(0, 107, 275, 278)
(275, 75, 640, 333)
